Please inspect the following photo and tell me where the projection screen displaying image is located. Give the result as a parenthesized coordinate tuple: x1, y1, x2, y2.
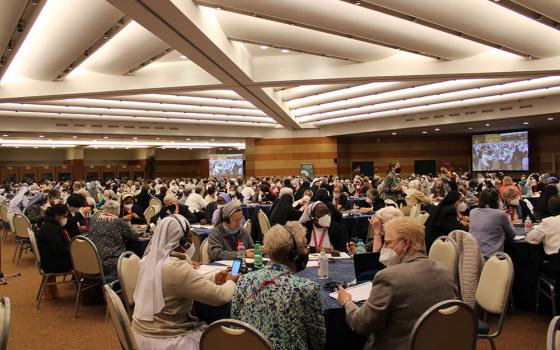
(209, 154, 244, 177)
(472, 131, 529, 171)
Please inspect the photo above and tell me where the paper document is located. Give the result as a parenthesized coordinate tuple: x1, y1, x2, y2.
(306, 261, 319, 268)
(196, 265, 227, 275)
(309, 253, 332, 260)
(514, 235, 526, 241)
(215, 260, 234, 267)
(332, 252, 351, 259)
(329, 282, 373, 303)
(191, 224, 214, 229)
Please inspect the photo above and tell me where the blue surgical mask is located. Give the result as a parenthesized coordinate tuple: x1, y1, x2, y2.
(224, 225, 239, 237)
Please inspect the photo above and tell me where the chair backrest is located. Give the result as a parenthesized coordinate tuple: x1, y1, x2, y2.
(70, 235, 104, 277)
(0, 297, 10, 350)
(117, 251, 140, 316)
(13, 214, 31, 239)
(148, 198, 161, 213)
(475, 252, 514, 336)
(547, 316, 560, 350)
(408, 299, 476, 350)
(417, 212, 430, 225)
(200, 319, 272, 350)
(143, 206, 156, 224)
(257, 210, 270, 236)
(429, 236, 458, 276)
(6, 211, 15, 234)
(103, 285, 139, 350)
(28, 228, 41, 270)
(200, 237, 210, 264)
(243, 219, 252, 237)
(191, 232, 202, 262)
(0, 205, 7, 223)
(410, 204, 420, 218)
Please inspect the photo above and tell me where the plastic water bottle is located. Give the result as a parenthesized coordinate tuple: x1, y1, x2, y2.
(356, 239, 366, 254)
(254, 242, 263, 269)
(525, 217, 533, 232)
(318, 249, 329, 279)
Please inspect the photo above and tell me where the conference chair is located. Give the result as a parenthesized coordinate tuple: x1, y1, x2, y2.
(547, 316, 560, 350)
(257, 210, 270, 237)
(408, 300, 477, 350)
(148, 198, 161, 212)
(70, 235, 113, 318)
(29, 229, 76, 309)
(243, 219, 252, 237)
(429, 236, 458, 277)
(409, 204, 420, 219)
(200, 319, 272, 350)
(417, 212, 430, 225)
(11, 214, 32, 266)
(0, 297, 11, 350)
(476, 252, 514, 350)
(190, 232, 203, 262)
(0, 205, 9, 240)
(103, 285, 139, 350)
(536, 253, 560, 316)
(143, 206, 156, 225)
(117, 252, 140, 318)
(200, 238, 210, 264)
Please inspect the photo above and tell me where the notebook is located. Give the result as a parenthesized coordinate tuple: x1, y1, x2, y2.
(329, 282, 373, 302)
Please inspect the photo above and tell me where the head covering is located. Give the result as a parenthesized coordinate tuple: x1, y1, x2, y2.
(425, 190, 462, 229)
(279, 187, 294, 197)
(9, 186, 29, 215)
(133, 215, 190, 321)
(269, 193, 296, 226)
(547, 177, 559, 184)
(299, 201, 322, 224)
(218, 192, 231, 203)
(120, 192, 134, 203)
(222, 199, 242, 219)
(23, 192, 47, 214)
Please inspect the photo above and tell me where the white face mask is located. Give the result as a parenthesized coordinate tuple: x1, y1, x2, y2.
(379, 247, 401, 266)
(318, 214, 331, 228)
(457, 202, 468, 213)
(59, 218, 68, 227)
(124, 204, 133, 210)
(509, 199, 520, 206)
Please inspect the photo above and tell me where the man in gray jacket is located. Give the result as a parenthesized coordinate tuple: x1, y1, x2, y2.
(208, 200, 254, 262)
(337, 216, 457, 350)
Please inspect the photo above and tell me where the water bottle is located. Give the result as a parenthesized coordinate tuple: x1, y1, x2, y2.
(356, 239, 366, 254)
(525, 217, 533, 232)
(318, 249, 329, 279)
(254, 242, 263, 269)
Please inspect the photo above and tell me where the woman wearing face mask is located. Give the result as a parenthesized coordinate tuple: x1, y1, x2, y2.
(469, 189, 517, 260)
(337, 217, 457, 350)
(502, 187, 534, 224)
(381, 160, 403, 203)
(36, 204, 72, 299)
(132, 215, 238, 349)
(355, 189, 386, 212)
(424, 191, 469, 251)
(300, 201, 349, 253)
(231, 221, 325, 350)
(119, 193, 146, 225)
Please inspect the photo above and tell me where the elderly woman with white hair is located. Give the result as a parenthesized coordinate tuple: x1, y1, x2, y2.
(133, 215, 238, 350)
(347, 206, 404, 254)
(338, 217, 457, 350)
(231, 221, 325, 350)
(401, 179, 433, 216)
(86, 200, 138, 278)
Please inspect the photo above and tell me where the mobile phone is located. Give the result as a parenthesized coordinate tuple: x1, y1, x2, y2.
(231, 258, 242, 276)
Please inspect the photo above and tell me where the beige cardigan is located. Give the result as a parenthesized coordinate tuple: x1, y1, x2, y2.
(132, 253, 235, 337)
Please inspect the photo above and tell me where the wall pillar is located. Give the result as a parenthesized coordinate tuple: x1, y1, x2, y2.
(65, 147, 84, 180)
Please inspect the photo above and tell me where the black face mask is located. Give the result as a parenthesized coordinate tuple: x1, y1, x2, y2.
(395, 167, 401, 174)
(166, 204, 176, 213)
(294, 253, 309, 272)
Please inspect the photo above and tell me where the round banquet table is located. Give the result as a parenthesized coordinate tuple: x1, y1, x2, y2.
(341, 211, 373, 241)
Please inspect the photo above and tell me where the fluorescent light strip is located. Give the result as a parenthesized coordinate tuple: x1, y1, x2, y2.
(106, 94, 256, 109)
(301, 76, 560, 123)
(314, 85, 560, 126)
(0, 144, 76, 148)
(0, 139, 245, 148)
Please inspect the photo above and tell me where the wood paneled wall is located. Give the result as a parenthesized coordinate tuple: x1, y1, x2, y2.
(245, 137, 338, 177)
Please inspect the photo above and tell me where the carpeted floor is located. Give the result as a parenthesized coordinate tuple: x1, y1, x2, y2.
(0, 235, 552, 349)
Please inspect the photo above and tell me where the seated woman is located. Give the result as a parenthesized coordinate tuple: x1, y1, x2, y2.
(402, 180, 433, 216)
(430, 179, 447, 202)
(269, 193, 303, 226)
(332, 184, 349, 210)
(314, 188, 342, 223)
(231, 221, 325, 350)
(534, 178, 560, 221)
(347, 206, 403, 254)
(132, 215, 238, 349)
(293, 189, 313, 211)
(96, 189, 113, 210)
(355, 189, 386, 212)
(86, 200, 138, 278)
(424, 190, 469, 250)
(36, 204, 71, 299)
(469, 188, 517, 260)
(299, 201, 349, 253)
(502, 187, 534, 224)
(25, 189, 61, 229)
(119, 193, 146, 225)
(65, 193, 89, 238)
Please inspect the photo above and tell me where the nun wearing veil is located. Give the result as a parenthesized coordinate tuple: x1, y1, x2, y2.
(132, 215, 238, 350)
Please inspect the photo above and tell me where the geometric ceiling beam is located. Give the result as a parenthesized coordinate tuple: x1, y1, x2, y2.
(103, 94, 257, 109)
(174, 90, 244, 100)
(0, 0, 45, 81)
(505, 0, 560, 26)
(363, 0, 560, 58)
(294, 77, 527, 118)
(194, 0, 488, 60)
(318, 93, 560, 136)
(251, 52, 560, 85)
(216, 10, 396, 62)
(107, 0, 300, 129)
(3, 0, 124, 81)
(312, 85, 560, 126)
(0, 61, 221, 102)
(281, 84, 360, 102)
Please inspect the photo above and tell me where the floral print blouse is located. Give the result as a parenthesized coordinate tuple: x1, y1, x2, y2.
(231, 263, 325, 350)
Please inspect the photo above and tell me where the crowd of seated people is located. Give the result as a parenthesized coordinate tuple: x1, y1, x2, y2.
(2, 163, 560, 349)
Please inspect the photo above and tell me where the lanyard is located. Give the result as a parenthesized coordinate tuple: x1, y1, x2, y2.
(244, 271, 290, 305)
(62, 228, 71, 242)
(312, 227, 327, 248)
